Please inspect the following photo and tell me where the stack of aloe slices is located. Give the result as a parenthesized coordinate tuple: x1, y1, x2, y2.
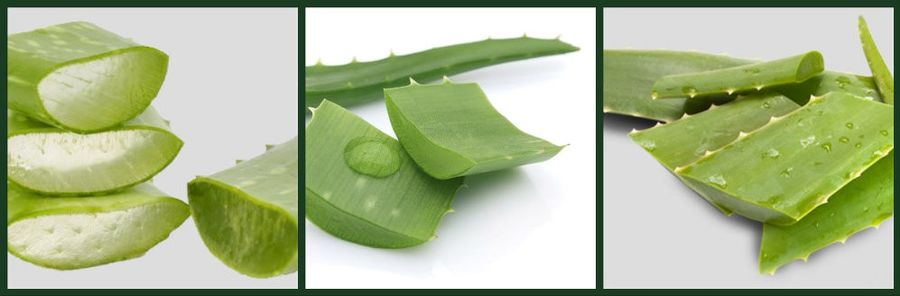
(7, 21, 187, 270)
(606, 16, 894, 274)
(305, 37, 576, 248)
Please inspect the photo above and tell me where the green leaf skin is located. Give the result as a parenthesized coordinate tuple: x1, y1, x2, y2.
(759, 152, 893, 275)
(385, 80, 563, 180)
(602, 50, 881, 122)
(188, 137, 298, 278)
(7, 107, 183, 196)
(677, 92, 894, 225)
(7, 182, 190, 270)
(652, 51, 825, 100)
(305, 36, 578, 108)
(306, 100, 463, 248)
(858, 16, 894, 104)
(630, 93, 799, 215)
(8, 21, 169, 133)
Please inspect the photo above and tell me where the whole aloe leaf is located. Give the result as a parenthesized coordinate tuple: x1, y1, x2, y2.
(7, 107, 182, 195)
(677, 92, 893, 225)
(7, 182, 189, 270)
(603, 50, 882, 122)
(759, 152, 893, 275)
(188, 137, 298, 278)
(385, 79, 563, 180)
(652, 51, 825, 99)
(306, 36, 578, 108)
(306, 100, 463, 248)
(8, 21, 168, 133)
(858, 16, 894, 104)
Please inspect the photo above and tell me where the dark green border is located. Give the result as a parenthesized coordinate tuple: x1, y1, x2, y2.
(3, 2, 301, 295)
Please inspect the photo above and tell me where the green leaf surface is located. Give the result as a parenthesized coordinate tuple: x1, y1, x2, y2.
(385, 80, 563, 180)
(188, 137, 298, 278)
(306, 36, 578, 108)
(602, 50, 882, 122)
(7, 107, 182, 195)
(858, 16, 894, 104)
(305, 100, 463, 248)
(652, 51, 825, 99)
(759, 152, 893, 275)
(7, 182, 189, 270)
(8, 21, 168, 132)
(677, 92, 893, 225)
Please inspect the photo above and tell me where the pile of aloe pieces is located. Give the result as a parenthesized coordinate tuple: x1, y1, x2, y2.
(604, 17, 894, 274)
(305, 36, 577, 248)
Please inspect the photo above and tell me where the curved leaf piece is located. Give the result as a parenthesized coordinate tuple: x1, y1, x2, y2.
(385, 81, 563, 180)
(759, 152, 893, 275)
(306, 36, 579, 107)
(7, 182, 190, 270)
(858, 16, 894, 104)
(677, 92, 893, 225)
(602, 50, 881, 122)
(652, 51, 825, 100)
(7, 107, 183, 196)
(8, 21, 169, 133)
(188, 137, 298, 278)
(306, 100, 463, 248)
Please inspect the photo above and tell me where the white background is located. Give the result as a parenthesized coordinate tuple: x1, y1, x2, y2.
(8, 8, 299, 288)
(305, 8, 597, 289)
(603, 8, 893, 288)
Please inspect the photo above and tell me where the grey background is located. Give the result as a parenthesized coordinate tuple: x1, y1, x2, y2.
(8, 8, 299, 288)
(603, 8, 894, 289)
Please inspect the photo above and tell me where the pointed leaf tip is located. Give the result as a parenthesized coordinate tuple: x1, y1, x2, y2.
(408, 77, 420, 85)
(266, 144, 275, 151)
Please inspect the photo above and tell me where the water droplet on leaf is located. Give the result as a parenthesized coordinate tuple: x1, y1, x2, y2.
(344, 136, 401, 178)
(708, 175, 728, 189)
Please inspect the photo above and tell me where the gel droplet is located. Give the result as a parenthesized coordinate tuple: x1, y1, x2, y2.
(763, 148, 780, 159)
(820, 143, 832, 153)
(762, 102, 771, 109)
(835, 76, 851, 88)
(839, 137, 850, 144)
(707, 175, 728, 189)
(880, 130, 890, 136)
(640, 140, 657, 152)
(800, 136, 816, 148)
(845, 122, 854, 129)
(780, 168, 794, 178)
(855, 143, 863, 149)
(344, 136, 401, 178)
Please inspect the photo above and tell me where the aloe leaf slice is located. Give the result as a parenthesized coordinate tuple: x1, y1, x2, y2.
(677, 92, 894, 225)
(7, 107, 183, 195)
(306, 36, 578, 108)
(603, 50, 882, 122)
(652, 51, 825, 100)
(858, 16, 894, 104)
(384, 80, 563, 180)
(306, 100, 463, 249)
(7, 182, 190, 270)
(188, 137, 298, 278)
(8, 21, 169, 133)
(759, 152, 893, 275)
(630, 93, 800, 214)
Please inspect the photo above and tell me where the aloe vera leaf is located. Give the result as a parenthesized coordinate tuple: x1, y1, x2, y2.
(677, 92, 894, 225)
(630, 93, 799, 214)
(7, 107, 182, 195)
(7, 182, 189, 270)
(758, 152, 893, 275)
(188, 137, 298, 278)
(858, 16, 894, 104)
(8, 21, 169, 133)
(305, 36, 578, 108)
(602, 50, 881, 122)
(652, 51, 825, 100)
(384, 80, 564, 180)
(306, 100, 463, 248)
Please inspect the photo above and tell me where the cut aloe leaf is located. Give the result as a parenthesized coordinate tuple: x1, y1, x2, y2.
(630, 93, 800, 214)
(677, 92, 894, 225)
(306, 100, 463, 249)
(306, 36, 578, 108)
(652, 51, 825, 100)
(8, 21, 168, 132)
(188, 137, 298, 278)
(858, 16, 894, 104)
(7, 107, 182, 195)
(385, 80, 563, 180)
(7, 182, 189, 270)
(603, 50, 881, 122)
(759, 152, 893, 275)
